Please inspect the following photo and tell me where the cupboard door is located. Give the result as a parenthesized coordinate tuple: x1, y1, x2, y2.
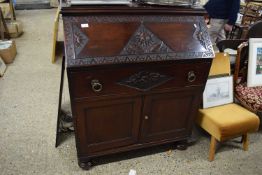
(73, 97, 142, 154)
(140, 88, 202, 143)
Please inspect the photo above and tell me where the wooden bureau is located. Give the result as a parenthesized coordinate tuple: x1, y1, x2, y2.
(62, 4, 214, 169)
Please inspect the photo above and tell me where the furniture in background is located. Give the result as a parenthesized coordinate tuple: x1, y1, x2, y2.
(196, 52, 260, 161)
(245, 20, 262, 38)
(234, 42, 262, 121)
(197, 103, 260, 161)
(0, 0, 16, 20)
(218, 21, 262, 52)
(216, 21, 262, 119)
(230, 1, 262, 39)
(0, 8, 10, 39)
(61, 4, 214, 169)
(0, 0, 23, 38)
(216, 39, 247, 75)
(217, 21, 262, 73)
(51, 7, 60, 63)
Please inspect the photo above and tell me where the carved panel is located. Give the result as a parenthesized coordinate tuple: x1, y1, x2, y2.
(193, 21, 214, 56)
(63, 15, 214, 67)
(63, 20, 75, 59)
(117, 71, 173, 91)
(193, 22, 206, 49)
(121, 24, 172, 55)
(72, 25, 89, 56)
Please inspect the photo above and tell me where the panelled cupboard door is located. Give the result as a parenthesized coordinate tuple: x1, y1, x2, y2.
(140, 88, 201, 143)
(73, 97, 142, 154)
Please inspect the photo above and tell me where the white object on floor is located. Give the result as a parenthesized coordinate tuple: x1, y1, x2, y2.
(129, 169, 136, 175)
(0, 40, 12, 50)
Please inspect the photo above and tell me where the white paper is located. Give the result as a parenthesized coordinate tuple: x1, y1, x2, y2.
(81, 23, 89, 28)
(129, 169, 136, 175)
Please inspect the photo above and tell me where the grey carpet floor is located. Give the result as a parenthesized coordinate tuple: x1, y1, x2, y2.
(0, 9, 262, 175)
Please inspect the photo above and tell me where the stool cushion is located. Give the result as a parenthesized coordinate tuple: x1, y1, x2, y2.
(196, 103, 260, 141)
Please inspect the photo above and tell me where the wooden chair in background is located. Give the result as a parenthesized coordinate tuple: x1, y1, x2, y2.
(230, 2, 262, 39)
(8, 0, 15, 20)
(51, 7, 60, 63)
(0, 0, 16, 20)
(234, 42, 262, 120)
(51, 6, 64, 63)
(217, 21, 262, 74)
(0, 8, 10, 39)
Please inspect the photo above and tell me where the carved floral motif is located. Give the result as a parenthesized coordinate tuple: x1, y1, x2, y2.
(193, 22, 206, 49)
(120, 24, 172, 55)
(118, 71, 173, 91)
(72, 25, 89, 56)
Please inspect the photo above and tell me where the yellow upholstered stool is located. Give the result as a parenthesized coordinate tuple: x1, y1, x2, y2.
(196, 103, 260, 161)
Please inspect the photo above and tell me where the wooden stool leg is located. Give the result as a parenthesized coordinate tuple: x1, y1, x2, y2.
(209, 136, 217, 161)
(9, 0, 16, 20)
(52, 8, 60, 63)
(242, 134, 248, 151)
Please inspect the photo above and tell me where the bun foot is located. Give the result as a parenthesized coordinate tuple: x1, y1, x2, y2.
(176, 140, 188, 150)
(78, 161, 92, 170)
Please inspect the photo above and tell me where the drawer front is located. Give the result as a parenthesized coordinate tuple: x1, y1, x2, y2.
(68, 61, 211, 99)
(153, 61, 211, 91)
(68, 67, 141, 99)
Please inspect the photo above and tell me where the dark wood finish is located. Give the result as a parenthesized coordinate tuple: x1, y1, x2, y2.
(73, 97, 142, 154)
(246, 20, 262, 38)
(216, 39, 247, 52)
(61, 4, 207, 16)
(63, 4, 213, 169)
(234, 42, 249, 87)
(69, 61, 210, 99)
(140, 88, 203, 142)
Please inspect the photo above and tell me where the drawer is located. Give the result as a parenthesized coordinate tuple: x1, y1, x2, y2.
(153, 61, 211, 91)
(68, 61, 211, 99)
(68, 68, 140, 99)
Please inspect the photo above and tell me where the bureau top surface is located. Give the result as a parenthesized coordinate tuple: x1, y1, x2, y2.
(62, 6, 214, 67)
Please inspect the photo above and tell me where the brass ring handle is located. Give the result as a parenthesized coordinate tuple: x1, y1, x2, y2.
(188, 71, 196, 83)
(91, 80, 103, 92)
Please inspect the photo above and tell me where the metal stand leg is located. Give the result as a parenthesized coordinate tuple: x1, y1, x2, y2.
(55, 56, 65, 147)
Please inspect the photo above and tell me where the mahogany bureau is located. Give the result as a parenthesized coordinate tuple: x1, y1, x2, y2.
(61, 4, 214, 169)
